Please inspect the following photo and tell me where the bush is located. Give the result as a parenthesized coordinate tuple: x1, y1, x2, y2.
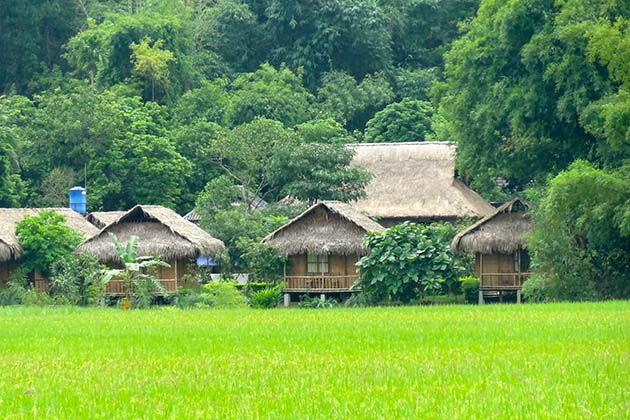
(459, 276, 480, 304)
(174, 286, 203, 309)
(344, 293, 375, 307)
(522, 275, 552, 303)
(249, 283, 283, 309)
(413, 294, 464, 305)
(22, 289, 52, 306)
(199, 282, 247, 308)
(298, 294, 339, 309)
(357, 222, 464, 303)
(0, 268, 30, 306)
(16, 210, 83, 276)
(529, 161, 630, 300)
(50, 254, 103, 306)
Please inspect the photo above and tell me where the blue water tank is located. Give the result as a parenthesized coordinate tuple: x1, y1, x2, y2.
(69, 186, 87, 214)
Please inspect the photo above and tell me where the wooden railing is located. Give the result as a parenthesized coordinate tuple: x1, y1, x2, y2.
(284, 275, 359, 292)
(33, 278, 178, 295)
(480, 272, 531, 289)
(34, 279, 49, 293)
(105, 279, 178, 296)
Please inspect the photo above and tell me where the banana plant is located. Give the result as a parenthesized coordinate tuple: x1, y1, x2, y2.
(101, 233, 170, 308)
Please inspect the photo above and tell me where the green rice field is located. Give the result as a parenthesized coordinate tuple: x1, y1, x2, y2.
(0, 302, 628, 419)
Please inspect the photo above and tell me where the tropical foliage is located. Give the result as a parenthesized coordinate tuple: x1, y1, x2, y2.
(357, 222, 464, 303)
(16, 210, 84, 276)
(100, 233, 170, 308)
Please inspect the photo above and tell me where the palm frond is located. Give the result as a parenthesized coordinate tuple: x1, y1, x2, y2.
(124, 235, 139, 263)
(108, 233, 125, 261)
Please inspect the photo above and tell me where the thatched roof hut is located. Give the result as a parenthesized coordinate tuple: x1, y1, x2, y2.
(0, 208, 99, 262)
(263, 201, 384, 256)
(349, 142, 495, 223)
(451, 197, 533, 254)
(182, 209, 200, 224)
(85, 211, 127, 229)
(77, 205, 225, 263)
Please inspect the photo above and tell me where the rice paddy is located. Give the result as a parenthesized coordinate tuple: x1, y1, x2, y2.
(0, 302, 628, 419)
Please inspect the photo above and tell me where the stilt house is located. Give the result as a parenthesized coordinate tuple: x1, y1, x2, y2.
(451, 197, 533, 303)
(77, 205, 225, 295)
(262, 201, 384, 303)
(0, 208, 99, 289)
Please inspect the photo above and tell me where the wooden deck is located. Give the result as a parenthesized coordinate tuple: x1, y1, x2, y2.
(284, 275, 359, 292)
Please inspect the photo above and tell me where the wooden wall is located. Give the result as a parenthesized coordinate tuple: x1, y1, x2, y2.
(287, 254, 359, 276)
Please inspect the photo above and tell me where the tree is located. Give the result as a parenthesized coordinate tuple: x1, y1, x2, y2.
(294, 119, 356, 144)
(0, 127, 25, 207)
(64, 12, 197, 100)
(267, 142, 372, 203)
(438, 0, 630, 195)
(316, 71, 394, 131)
(38, 167, 77, 208)
(89, 130, 191, 211)
(171, 80, 232, 127)
(171, 121, 227, 209)
(130, 37, 176, 102)
(356, 222, 464, 303)
(16, 210, 84, 276)
(262, 0, 393, 85)
(229, 64, 314, 127)
(211, 118, 299, 203)
(364, 99, 435, 143)
(100, 234, 170, 309)
(0, 0, 85, 94)
(529, 161, 630, 300)
(194, 0, 264, 74)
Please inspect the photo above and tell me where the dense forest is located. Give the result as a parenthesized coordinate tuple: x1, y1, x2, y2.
(1, 0, 629, 298)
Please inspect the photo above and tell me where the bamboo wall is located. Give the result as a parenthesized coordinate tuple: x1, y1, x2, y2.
(288, 254, 359, 276)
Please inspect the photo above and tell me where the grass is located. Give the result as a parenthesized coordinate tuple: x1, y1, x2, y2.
(0, 302, 628, 419)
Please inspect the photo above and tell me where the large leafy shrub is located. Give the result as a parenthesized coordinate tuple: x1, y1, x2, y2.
(356, 222, 464, 303)
(199, 282, 247, 308)
(521, 275, 552, 303)
(249, 283, 283, 309)
(16, 210, 83, 276)
(0, 268, 30, 306)
(459, 276, 480, 304)
(50, 254, 104, 306)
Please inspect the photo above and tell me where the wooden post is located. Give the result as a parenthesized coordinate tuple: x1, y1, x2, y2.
(516, 289, 522, 304)
(479, 253, 484, 288)
(283, 293, 290, 307)
(478, 290, 484, 305)
(320, 293, 326, 303)
(174, 259, 179, 289)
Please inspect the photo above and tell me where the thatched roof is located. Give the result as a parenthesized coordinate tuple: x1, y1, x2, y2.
(349, 142, 495, 220)
(85, 211, 127, 229)
(451, 197, 533, 254)
(0, 208, 99, 262)
(183, 209, 200, 223)
(262, 201, 384, 256)
(77, 205, 225, 263)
